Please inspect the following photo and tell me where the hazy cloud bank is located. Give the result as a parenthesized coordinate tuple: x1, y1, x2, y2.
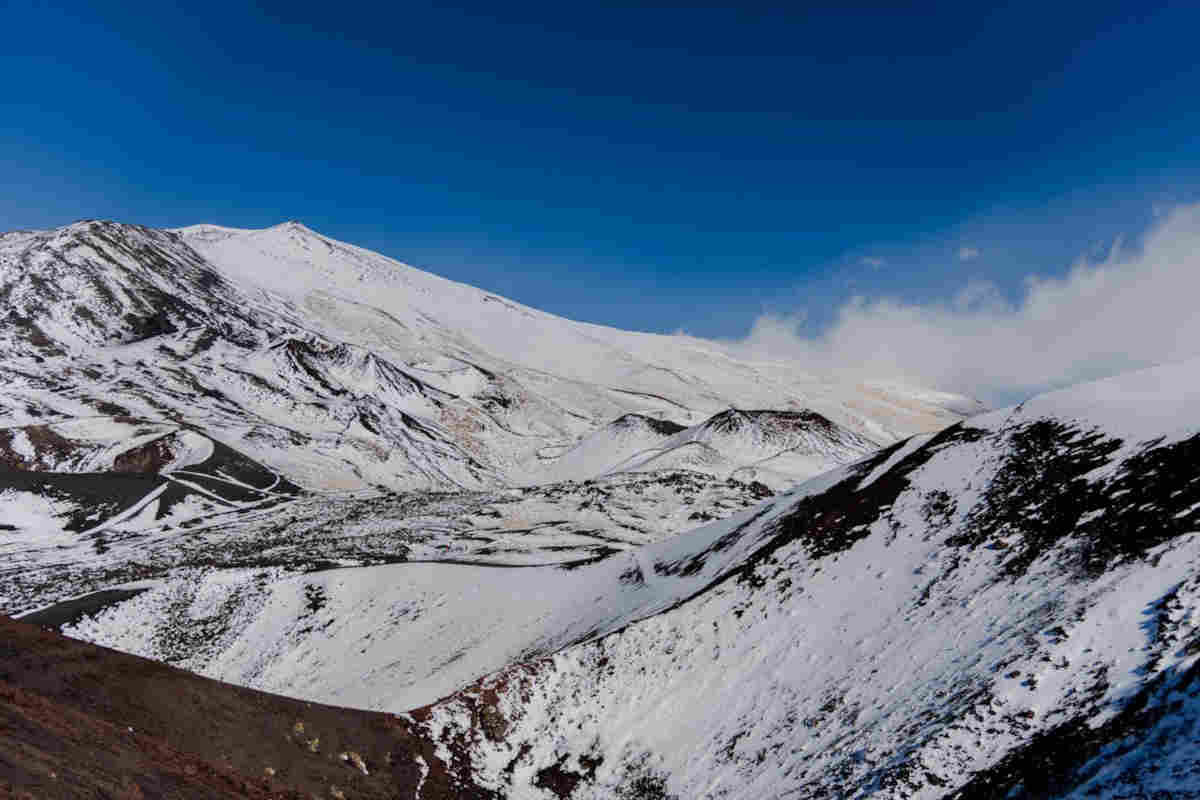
(738, 203, 1200, 406)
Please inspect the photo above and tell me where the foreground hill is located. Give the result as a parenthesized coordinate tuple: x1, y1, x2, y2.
(0, 614, 473, 799)
(16, 358, 1199, 798)
(404, 358, 1200, 798)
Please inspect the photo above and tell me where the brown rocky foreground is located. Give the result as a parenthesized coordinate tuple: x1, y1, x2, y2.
(0, 615, 493, 799)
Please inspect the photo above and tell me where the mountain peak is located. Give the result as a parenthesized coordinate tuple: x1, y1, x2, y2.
(170, 220, 323, 242)
(271, 220, 318, 235)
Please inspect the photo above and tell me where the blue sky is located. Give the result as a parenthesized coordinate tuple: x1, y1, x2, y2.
(4, 1, 1200, 349)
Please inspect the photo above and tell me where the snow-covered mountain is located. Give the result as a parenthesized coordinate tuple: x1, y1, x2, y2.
(537, 408, 875, 490)
(404, 358, 1198, 799)
(0, 219, 973, 495)
(604, 408, 878, 489)
(28, 357, 1200, 799)
(12, 217, 1197, 798)
(0, 216, 973, 631)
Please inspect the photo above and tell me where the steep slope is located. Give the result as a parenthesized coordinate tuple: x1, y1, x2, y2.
(0, 615, 492, 799)
(396, 357, 1200, 799)
(176, 221, 973, 450)
(179, 222, 928, 432)
(0, 222, 503, 492)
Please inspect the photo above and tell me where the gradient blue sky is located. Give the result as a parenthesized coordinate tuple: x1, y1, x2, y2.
(4, 1, 1200, 341)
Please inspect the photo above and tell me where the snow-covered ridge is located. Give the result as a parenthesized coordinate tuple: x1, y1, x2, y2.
(0, 219, 972, 493)
(609, 408, 879, 489)
(538, 408, 875, 488)
(397, 356, 1200, 799)
(0, 418, 213, 474)
(172, 219, 977, 435)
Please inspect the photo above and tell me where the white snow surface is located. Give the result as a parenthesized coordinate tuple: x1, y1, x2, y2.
(175, 221, 969, 483)
(1009, 355, 1200, 443)
(62, 480, 808, 711)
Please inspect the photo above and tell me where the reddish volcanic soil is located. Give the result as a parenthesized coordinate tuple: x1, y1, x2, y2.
(0, 616, 492, 799)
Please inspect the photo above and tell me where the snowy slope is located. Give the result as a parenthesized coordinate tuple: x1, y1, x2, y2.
(175, 221, 973, 463)
(606, 408, 878, 488)
(397, 357, 1200, 799)
(535, 414, 688, 482)
(50, 358, 1200, 798)
(179, 221, 952, 436)
(0, 220, 972, 495)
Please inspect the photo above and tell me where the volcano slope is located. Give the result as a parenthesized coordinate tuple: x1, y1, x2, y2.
(396, 358, 1200, 799)
(599, 408, 879, 490)
(13, 358, 1200, 799)
(0, 220, 971, 496)
(0, 613, 488, 800)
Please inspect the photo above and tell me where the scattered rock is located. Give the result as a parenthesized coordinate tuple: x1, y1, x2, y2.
(340, 750, 369, 775)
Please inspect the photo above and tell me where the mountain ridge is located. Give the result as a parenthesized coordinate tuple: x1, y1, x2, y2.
(0, 219, 975, 494)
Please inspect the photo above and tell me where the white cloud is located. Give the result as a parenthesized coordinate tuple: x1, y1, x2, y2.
(860, 256, 885, 268)
(957, 246, 980, 261)
(736, 203, 1200, 406)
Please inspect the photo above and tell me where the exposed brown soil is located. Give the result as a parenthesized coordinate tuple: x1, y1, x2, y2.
(112, 436, 177, 474)
(0, 616, 492, 799)
(0, 425, 79, 472)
